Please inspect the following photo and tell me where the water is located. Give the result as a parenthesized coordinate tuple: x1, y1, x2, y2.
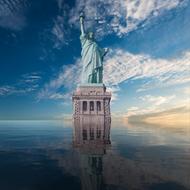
(0, 118, 189, 190)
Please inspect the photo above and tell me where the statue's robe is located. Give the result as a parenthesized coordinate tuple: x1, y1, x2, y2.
(80, 34, 106, 84)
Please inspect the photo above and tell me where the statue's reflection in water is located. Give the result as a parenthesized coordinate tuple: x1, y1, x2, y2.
(73, 116, 111, 190)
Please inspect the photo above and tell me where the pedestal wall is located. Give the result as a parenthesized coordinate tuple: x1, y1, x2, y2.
(72, 84, 111, 117)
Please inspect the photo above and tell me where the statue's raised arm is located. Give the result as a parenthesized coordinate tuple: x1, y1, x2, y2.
(79, 12, 85, 36)
(79, 12, 108, 84)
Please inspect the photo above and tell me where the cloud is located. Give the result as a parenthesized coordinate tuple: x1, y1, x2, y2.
(48, 0, 71, 49)
(49, 0, 188, 50)
(52, 16, 66, 49)
(0, 72, 41, 97)
(47, 92, 70, 101)
(19, 73, 41, 84)
(37, 60, 82, 100)
(38, 48, 190, 102)
(0, 85, 33, 96)
(183, 87, 190, 95)
(0, 0, 28, 30)
(128, 106, 190, 127)
(107, 85, 120, 101)
(0, 86, 15, 96)
(104, 49, 190, 90)
(69, 0, 187, 37)
(125, 84, 190, 118)
(139, 95, 175, 106)
(126, 94, 175, 117)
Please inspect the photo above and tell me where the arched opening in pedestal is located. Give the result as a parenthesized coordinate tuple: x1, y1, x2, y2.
(97, 101, 101, 111)
(83, 101, 87, 112)
(90, 101, 94, 111)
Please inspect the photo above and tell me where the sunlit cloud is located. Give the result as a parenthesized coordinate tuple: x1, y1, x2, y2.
(125, 92, 189, 117)
(107, 86, 120, 101)
(139, 95, 175, 106)
(51, 0, 188, 50)
(69, 0, 187, 37)
(104, 49, 190, 90)
(128, 106, 190, 127)
(125, 88, 190, 120)
(183, 87, 190, 95)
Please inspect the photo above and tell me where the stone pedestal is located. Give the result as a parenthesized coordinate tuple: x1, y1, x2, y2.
(72, 84, 111, 117)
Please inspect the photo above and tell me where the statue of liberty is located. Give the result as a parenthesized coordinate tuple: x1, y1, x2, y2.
(79, 12, 108, 84)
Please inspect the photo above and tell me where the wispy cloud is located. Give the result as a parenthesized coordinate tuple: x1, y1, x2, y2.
(50, 0, 188, 50)
(126, 94, 176, 117)
(0, 86, 16, 96)
(128, 106, 190, 127)
(0, 72, 41, 97)
(125, 84, 190, 117)
(19, 73, 41, 84)
(52, 16, 66, 49)
(0, 85, 35, 96)
(69, 0, 187, 37)
(37, 60, 82, 101)
(139, 95, 175, 106)
(48, 0, 71, 49)
(104, 49, 190, 90)
(107, 86, 120, 101)
(0, 0, 28, 30)
(183, 87, 190, 95)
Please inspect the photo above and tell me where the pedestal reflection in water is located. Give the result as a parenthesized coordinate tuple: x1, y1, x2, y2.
(73, 116, 111, 190)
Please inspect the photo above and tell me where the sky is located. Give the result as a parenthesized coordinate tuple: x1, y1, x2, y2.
(0, 0, 190, 120)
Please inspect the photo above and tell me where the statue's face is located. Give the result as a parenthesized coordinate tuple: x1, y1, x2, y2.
(88, 32, 94, 39)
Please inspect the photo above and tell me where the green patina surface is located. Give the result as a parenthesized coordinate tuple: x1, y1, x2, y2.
(79, 12, 108, 84)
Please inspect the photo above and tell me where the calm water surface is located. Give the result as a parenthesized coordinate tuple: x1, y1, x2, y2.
(0, 119, 189, 190)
